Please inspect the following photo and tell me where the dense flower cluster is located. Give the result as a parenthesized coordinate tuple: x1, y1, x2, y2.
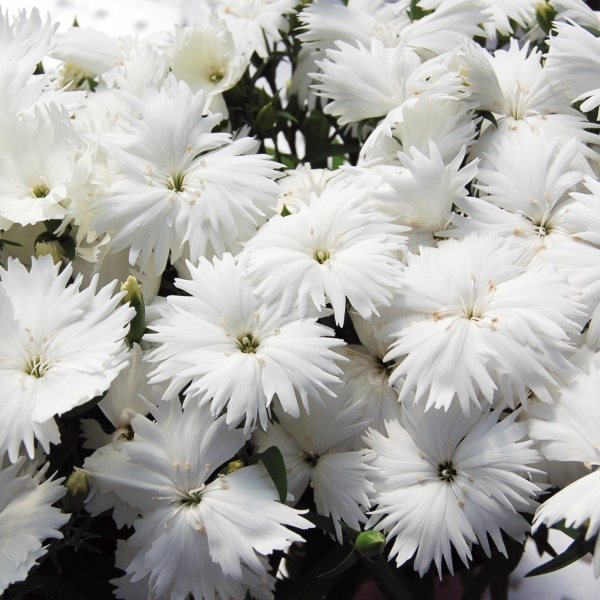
(3, 0, 600, 598)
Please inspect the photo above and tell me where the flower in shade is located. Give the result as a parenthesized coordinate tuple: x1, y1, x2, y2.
(0, 455, 69, 593)
(83, 396, 312, 600)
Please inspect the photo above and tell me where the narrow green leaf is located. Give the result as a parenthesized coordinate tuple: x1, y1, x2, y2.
(277, 110, 299, 124)
(552, 520, 585, 541)
(304, 512, 337, 536)
(255, 446, 287, 503)
(362, 554, 417, 600)
(0, 239, 22, 247)
(525, 536, 596, 577)
(340, 520, 361, 543)
(280, 204, 292, 217)
(318, 549, 360, 578)
(283, 544, 350, 600)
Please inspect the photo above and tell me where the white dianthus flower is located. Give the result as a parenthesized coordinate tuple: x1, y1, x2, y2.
(92, 77, 281, 275)
(253, 392, 376, 541)
(147, 253, 345, 429)
(243, 180, 407, 326)
(84, 397, 311, 600)
(385, 234, 585, 413)
(0, 456, 69, 594)
(529, 367, 600, 577)
(365, 401, 541, 576)
(0, 255, 133, 461)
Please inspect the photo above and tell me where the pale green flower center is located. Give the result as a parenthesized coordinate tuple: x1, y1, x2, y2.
(24, 354, 48, 378)
(312, 249, 331, 264)
(32, 182, 50, 198)
(180, 484, 205, 506)
(166, 172, 186, 193)
(238, 331, 260, 354)
(208, 66, 226, 83)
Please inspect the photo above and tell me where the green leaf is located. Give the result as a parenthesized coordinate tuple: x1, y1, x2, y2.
(283, 544, 350, 600)
(252, 446, 287, 503)
(362, 554, 417, 600)
(280, 204, 292, 217)
(477, 110, 498, 129)
(277, 110, 299, 124)
(304, 512, 337, 536)
(552, 520, 585, 541)
(340, 520, 361, 543)
(319, 549, 360, 578)
(525, 535, 596, 577)
(0, 238, 22, 247)
(408, 0, 433, 21)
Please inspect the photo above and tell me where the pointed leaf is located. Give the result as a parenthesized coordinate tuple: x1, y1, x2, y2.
(318, 549, 360, 578)
(525, 536, 596, 577)
(255, 446, 287, 503)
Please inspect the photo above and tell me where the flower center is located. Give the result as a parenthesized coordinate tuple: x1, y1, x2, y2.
(311, 249, 331, 264)
(24, 354, 48, 378)
(32, 181, 50, 198)
(438, 461, 457, 482)
(238, 331, 260, 354)
(302, 450, 320, 465)
(180, 484, 205, 506)
(208, 66, 226, 83)
(166, 172, 186, 193)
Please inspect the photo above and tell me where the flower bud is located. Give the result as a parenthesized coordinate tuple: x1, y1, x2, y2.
(63, 470, 89, 513)
(223, 460, 245, 475)
(354, 530, 386, 557)
(120, 276, 145, 344)
(35, 241, 62, 264)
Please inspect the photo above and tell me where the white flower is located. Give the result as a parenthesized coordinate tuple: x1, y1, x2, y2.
(84, 397, 311, 600)
(243, 180, 407, 326)
(169, 18, 249, 98)
(312, 39, 462, 125)
(361, 97, 477, 167)
(91, 77, 281, 275)
(338, 309, 403, 443)
(0, 256, 133, 461)
(80, 343, 153, 450)
(252, 392, 375, 541)
(0, 105, 82, 230)
(546, 21, 600, 113)
(448, 131, 584, 264)
(385, 234, 585, 413)
(0, 456, 69, 593)
(529, 367, 600, 577)
(147, 253, 345, 429)
(376, 142, 478, 252)
(365, 402, 541, 576)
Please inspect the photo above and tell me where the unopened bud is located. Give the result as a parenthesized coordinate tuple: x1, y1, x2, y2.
(223, 460, 244, 475)
(120, 276, 145, 344)
(354, 530, 386, 557)
(35, 241, 62, 264)
(63, 471, 89, 513)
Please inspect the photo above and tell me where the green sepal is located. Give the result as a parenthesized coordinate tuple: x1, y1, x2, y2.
(250, 446, 288, 503)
